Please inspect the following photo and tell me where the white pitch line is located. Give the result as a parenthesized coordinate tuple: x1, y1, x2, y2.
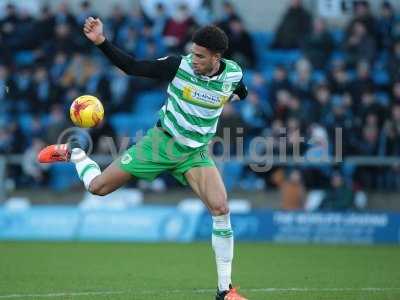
(0, 287, 399, 299)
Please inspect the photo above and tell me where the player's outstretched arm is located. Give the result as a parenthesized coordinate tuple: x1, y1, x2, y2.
(83, 17, 179, 81)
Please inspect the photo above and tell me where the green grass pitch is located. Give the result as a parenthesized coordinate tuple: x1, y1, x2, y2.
(0, 242, 399, 300)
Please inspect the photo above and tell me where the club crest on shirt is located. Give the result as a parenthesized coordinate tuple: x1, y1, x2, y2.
(222, 82, 232, 93)
(121, 153, 133, 164)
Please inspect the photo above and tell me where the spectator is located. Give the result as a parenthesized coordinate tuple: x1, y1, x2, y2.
(302, 125, 331, 188)
(117, 26, 138, 54)
(310, 83, 332, 123)
(14, 66, 34, 114)
(286, 117, 306, 157)
(22, 138, 49, 187)
(163, 4, 196, 52)
(272, 0, 312, 49)
(320, 172, 353, 210)
(272, 168, 305, 210)
(379, 117, 400, 190)
(61, 53, 95, 89)
(51, 23, 79, 55)
(350, 60, 374, 105)
(274, 89, 292, 121)
(302, 18, 334, 69)
(241, 91, 270, 137)
(377, 1, 396, 50)
(322, 95, 354, 154)
(224, 18, 256, 68)
(45, 104, 69, 144)
(0, 126, 13, 154)
(215, 103, 246, 156)
(35, 5, 55, 44)
(54, 1, 77, 28)
(50, 51, 69, 83)
(391, 104, 400, 134)
(287, 94, 307, 122)
(108, 67, 134, 113)
(380, 114, 400, 157)
(13, 8, 36, 49)
(388, 40, 400, 82)
(151, 3, 168, 37)
(355, 88, 387, 129)
(344, 21, 376, 67)
(354, 125, 380, 188)
(328, 60, 351, 94)
(84, 64, 110, 107)
(292, 58, 314, 101)
(0, 3, 19, 46)
(106, 5, 128, 45)
(8, 121, 25, 154)
(0, 32, 12, 66)
(392, 80, 400, 104)
(217, 1, 241, 34)
(345, 0, 376, 40)
(0, 65, 15, 113)
(32, 67, 57, 114)
(76, 1, 93, 26)
(268, 65, 292, 108)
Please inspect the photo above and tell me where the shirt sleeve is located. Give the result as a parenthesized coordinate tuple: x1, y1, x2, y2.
(97, 39, 181, 81)
(233, 79, 248, 100)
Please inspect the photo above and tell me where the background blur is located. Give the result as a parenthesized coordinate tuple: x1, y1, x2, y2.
(0, 0, 400, 244)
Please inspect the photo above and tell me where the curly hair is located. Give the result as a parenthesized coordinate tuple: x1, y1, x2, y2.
(192, 25, 229, 54)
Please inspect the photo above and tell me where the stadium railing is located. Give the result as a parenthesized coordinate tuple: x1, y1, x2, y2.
(0, 155, 399, 201)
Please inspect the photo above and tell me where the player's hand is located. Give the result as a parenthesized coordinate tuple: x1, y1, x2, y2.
(83, 17, 105, 45)
(229, 94, 240, 102)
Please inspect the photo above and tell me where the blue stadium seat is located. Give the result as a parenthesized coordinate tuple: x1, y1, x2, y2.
(242, 70, 255, 86)
(251, 31, 274, 49)
(260, 50, 301, 68)
(49, 164, 80, 191)
(221, 161, 243, 191)
(15, 51, 35, 66)
(373, 69, 390, 86)
(130, 114, 158, 138)
(260, 66, 275, 82)
(376, 92, 390, 106)
(331, 29, 345, 46)
(133, 90, 166, 114)
(109, 112, 158, 140)
(330, 50, 346, 62)
(18, 114, 33, 135)
(109, 113, 136, 136)
(312, 70, 327, 83)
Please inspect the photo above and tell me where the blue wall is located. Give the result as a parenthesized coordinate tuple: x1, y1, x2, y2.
(1, 206, 399, 244)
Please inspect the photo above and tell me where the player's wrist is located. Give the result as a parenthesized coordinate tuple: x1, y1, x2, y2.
(94, 35, 106, 46)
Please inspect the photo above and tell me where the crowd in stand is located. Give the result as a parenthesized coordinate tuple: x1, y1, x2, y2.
(0, 0, 399, 204)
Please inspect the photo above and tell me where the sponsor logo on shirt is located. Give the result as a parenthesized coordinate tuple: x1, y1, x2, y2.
(183, 86, 228, 105)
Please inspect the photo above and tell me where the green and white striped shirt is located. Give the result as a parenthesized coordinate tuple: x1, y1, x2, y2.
(159, 54, 243, 148)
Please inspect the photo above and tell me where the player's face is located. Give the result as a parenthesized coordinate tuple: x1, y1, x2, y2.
(191, 43, 220, 76)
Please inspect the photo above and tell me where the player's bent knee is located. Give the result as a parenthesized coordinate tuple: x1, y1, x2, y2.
(88, 177, 109, 196)
(210, 194, 229, 215)
(211, 205, 230, 216)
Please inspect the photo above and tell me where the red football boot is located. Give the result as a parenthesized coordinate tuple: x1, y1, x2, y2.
(216, 285, 248, 300)
(37, 144, 71, 163)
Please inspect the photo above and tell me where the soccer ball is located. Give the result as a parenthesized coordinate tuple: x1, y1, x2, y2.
(70, 95, 104, 128)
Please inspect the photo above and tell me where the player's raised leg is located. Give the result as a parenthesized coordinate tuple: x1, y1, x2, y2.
(37, 144, 132, 196)
(185, 166, 247, 300)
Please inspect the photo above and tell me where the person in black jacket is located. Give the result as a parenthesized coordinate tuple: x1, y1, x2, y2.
(272, 0, 312, 49)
